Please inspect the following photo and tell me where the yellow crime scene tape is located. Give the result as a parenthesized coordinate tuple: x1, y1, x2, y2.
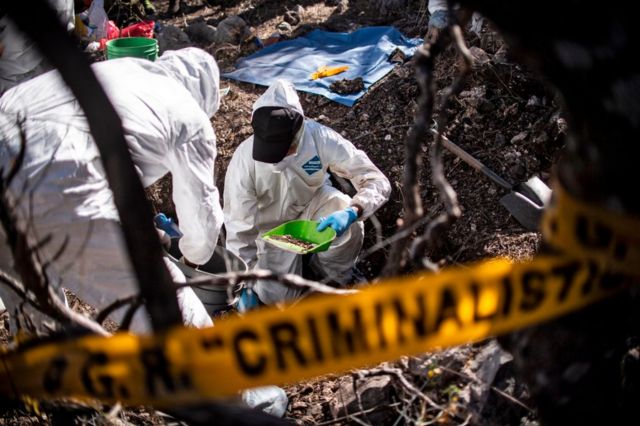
(0, 183, 638, 407)
(542, 187, 640, 276)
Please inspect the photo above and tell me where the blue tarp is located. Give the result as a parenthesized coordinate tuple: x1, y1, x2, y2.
(222, 27, 423, 107)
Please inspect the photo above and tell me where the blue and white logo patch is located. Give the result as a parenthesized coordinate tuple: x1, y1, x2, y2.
(301, 155, 322, 175)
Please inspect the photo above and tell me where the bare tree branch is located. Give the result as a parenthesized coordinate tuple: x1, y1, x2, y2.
(381, 43, 438, 277)
(0, 268, 108, 337)
(178, 269, 358, 301)
(356, 367, 444, 411)
(1, 119, 27, 188)
(315, 403, 402, 426)
(409, 20, 472, 267)
(95, 295, 140, 325)
(436, 365, 534, 413)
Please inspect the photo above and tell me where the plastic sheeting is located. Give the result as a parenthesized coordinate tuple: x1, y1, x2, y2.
(223, 26, 422, 106)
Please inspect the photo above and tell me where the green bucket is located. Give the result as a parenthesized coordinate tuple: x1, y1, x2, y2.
(106, 37, 158, 61)
(262, 219, 336, 254)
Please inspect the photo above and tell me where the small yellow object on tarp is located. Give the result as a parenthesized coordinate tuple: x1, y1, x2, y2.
(310, 65, 349, 80)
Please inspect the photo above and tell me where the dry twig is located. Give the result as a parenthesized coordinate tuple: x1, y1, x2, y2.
(356, 366, 444, 411)
(381, 42, 437, 277)
(409, 17, 473, 268)
(437, 365, 534, 413)
(176, 269, 358, 306)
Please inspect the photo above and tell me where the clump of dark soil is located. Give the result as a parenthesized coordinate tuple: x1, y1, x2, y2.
(330, 77, 365, 94)
(266, 234, 317, 251)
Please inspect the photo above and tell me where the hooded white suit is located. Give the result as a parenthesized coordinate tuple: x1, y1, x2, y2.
(0, 48, 223, 332)
(223, 80, 391, 304)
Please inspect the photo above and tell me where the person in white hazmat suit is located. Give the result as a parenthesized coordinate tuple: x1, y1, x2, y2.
(0, 0, 75, 95)
(224, 80, 391, 305)
(0, 47, 223, 333)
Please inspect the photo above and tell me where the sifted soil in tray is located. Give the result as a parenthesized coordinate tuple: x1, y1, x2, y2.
(267, 234, 317, 251)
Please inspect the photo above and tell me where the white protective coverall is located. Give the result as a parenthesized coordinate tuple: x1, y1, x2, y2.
(0, 47, 223, 332)
(224, 80, 391, 304)
(0, 0, 75, 95)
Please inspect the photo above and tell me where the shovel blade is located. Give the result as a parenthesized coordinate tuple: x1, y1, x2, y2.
(500, 176, 552, 231)
(500, 191, 546, 231)
(516, 176, 552, 206)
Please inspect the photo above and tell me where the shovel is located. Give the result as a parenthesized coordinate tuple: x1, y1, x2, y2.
(433, 130, 552, 230)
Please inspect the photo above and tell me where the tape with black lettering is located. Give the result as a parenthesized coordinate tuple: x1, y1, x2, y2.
(542, 184, 640, 276)
(0, 255, 629, 407)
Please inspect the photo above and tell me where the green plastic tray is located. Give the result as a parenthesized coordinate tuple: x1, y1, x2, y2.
(262, 219, 336, 254)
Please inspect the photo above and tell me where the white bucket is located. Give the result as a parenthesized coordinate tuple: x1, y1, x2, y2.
(165, 241, 247, 314)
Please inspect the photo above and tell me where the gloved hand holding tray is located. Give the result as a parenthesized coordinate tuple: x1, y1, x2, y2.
(262, 219, 336, 254)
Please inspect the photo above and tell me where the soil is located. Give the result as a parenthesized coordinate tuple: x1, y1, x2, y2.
(1, 0, 568, 424)
(266, 234, 318, 251)
(330, 77, 365, 95)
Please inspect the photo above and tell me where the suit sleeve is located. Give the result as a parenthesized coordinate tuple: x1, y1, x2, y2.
(170, 126, 222, 265)
(321, 127, 391, 218)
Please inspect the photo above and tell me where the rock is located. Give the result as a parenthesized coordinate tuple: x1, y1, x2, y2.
(326, 0, 350, 13)
(329, 375, 396, 424)
(533, 131, 549, 145)
(526, 95, 541, 108)
(157, 25, 192, 54)
(284, 10, 301, 26)
(276, 21, 293, 33)
(503, 102, 519, 117)
(460, 86, 487, 109)
(214, 16, 251, 45)
(389, 48, 407, 64)
(185, 22, 217, 44)
(308, 402, 324, 418)
(510, 131, 528, 144)
(509, 163, 527, 180)
(458, 340, 514, 422)
(493, 44, 509, 64)
(470, 46, 491, 67)
(338, 0, 350, 13)
(241, 385, 288, 418)
(290, 401, 308, 410)
(477, 98, 495, 114)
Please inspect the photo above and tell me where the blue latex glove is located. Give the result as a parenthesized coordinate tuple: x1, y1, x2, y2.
(237, 288, 261, 312)
(154, 213, 183, 238)
(317, 207, 358, 237)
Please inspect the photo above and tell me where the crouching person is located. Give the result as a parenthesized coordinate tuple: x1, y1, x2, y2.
(0, 48, 224, 333)
(224, 80, 391, 306)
